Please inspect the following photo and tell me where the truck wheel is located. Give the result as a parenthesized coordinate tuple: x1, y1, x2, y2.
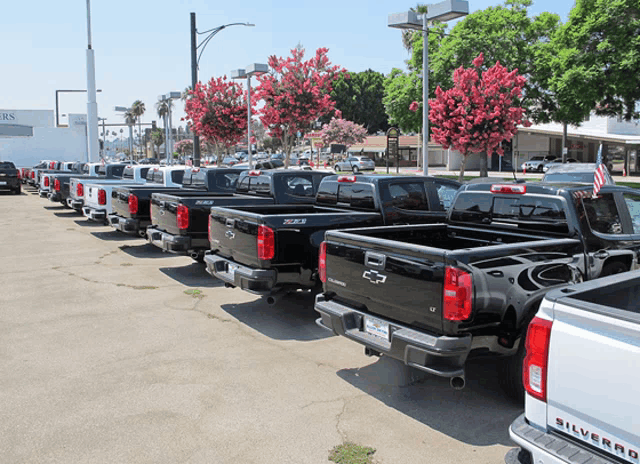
(352, 166, 360, 174)
(500, 342, 525, 403)
(601, 261, 627, 276)
(334, 165, 341, 172)
(14, 187, 21, 195)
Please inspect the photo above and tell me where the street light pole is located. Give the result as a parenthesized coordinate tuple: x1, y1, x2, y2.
(190, 12, 254, 167)
(85, 0, 100, 163)
(422, 13, 429, 176)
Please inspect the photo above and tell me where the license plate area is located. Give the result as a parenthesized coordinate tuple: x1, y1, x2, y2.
(364, 316, 389, 340)
(225, 262, 239, 274)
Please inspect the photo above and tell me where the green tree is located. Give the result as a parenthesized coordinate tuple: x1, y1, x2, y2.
(551, 0, 640, 121)
(151, 129, 164, 157)
(382, 21, 446, 134)
(131, 100, 146, 157)
(329, 70, 389, 134)
(430, 0, 561, 124)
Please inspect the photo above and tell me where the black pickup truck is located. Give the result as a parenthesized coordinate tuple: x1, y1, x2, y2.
(205, 175, 461, 301)
(147, 169, 334, 262)
(110, 167, 244, 237)
(0, 161, 21, 194)
(314, 182, 640, 399)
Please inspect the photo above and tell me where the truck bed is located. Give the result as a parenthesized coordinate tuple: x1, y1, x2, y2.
(322, 224, 582, 335)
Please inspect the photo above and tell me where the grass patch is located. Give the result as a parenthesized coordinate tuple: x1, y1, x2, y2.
(329, 443, 376, 464)
(184, 289, 204, 299)
(617, 181, 640, 189)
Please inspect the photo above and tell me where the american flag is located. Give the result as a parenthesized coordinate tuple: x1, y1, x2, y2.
(593, 143, 605, 197)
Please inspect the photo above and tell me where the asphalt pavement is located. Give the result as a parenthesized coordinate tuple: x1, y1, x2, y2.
(0, 188, 521, 464)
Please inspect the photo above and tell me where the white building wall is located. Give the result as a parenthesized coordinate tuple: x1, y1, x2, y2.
(0, 110, 87, 167)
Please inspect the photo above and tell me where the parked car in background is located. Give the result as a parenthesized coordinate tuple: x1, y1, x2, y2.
(334, 156, 376, 173)
(541, 158, 579, 172)
(315, 181, 640, 400)
(0, 161, 21, 195)
(270, 153, 285, 161)
(206, 175, 461, 300)
(542, 163, 615, 184)
(521, 155, 556, 172)
(508, 270, 640, 464)
(221, 156, 239, 166)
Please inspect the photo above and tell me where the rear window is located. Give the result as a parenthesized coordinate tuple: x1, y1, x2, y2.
(581, 193, 622, 235)
(0, 162, 16, 169)
(338, 184, 375, 210)
(110, 165, 125, 178)
(451, 192, 568, 233)
(139, 167, 150, 179)
(171, 170, 185, 184)
(148, 170, 164, 184)
(283, 175, 314, 197)
(82, 165, 90, 174)
(97, 166, 106, 175)
(237, 174, 271, 193)
(123, 167, 135, 180)
(388, 182, 429, 210)
(216, 173, 239, 191)
(544, 173, 593, 183)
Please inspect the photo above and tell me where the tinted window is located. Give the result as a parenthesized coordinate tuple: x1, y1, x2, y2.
(97, 166, 106, 175)
(82, 165, 90, 174)
(140, 167, 150, 179)
(544, 173, 594, 183)
(284, 175, 314, 197)
(250, 175, 271, 192)
(450, 193, 493, 222)
(123, 167, 135, 180)
(237, 176, 250, 192)
(493, 196, 565, 221)
(0, 162, 16, 169)
(582, 193, 622, 234)
(624, 194, 640, 234)
(388, 182, 429, 210)
(146, 169, 155, 181)
(316, 182, 338, 205)
(338, 184, 375, 209)
(171, 170, 185, 184)
(436, 182, 459, 209)
(216, 173, 239, 191)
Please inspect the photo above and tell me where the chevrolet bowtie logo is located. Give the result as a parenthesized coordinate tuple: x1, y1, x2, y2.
(225, 230, 235, 239)
(362, 270, 387, 284)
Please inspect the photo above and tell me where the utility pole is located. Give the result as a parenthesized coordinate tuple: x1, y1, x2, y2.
(190, 12, 201, 167)
(85, 0, 100, 163)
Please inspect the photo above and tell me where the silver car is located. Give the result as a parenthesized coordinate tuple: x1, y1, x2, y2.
(541, 163, 615, 185)
(334, 156, 376, 173)
(521, 155, 556, 172)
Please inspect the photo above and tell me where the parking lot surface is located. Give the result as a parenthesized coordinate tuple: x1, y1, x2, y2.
(0, 189, 522, 464)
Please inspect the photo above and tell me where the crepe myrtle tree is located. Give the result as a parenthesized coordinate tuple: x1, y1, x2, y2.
(183, 76, 249, 165)
(428, 53, 531, 182)
(319, 118, 368, 153)
(254, 47, 346, 168)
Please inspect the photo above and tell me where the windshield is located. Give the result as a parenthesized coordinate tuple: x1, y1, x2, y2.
(544, 172, 594, 183)
(530, 156, 544, 161)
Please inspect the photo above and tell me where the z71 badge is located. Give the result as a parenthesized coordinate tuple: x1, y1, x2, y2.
(283, 218, 306, 225)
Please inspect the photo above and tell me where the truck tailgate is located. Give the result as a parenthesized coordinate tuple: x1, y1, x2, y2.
(545, 282, 640, 462)
(324, 225, 448, 332)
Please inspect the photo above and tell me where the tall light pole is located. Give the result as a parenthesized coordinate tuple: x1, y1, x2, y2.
(158, 92, 182, 165)
(389, 0, 469, 176)
(190, 13, 254, 167)
(85, 0, 100, 163)
(231, 63, 268, 169)
(55, 89, 102, 127)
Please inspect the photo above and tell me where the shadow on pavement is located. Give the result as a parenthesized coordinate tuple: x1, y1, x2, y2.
(53, 211, 81, 218)
(220, 291, 332, 342)
(90, 230, 140, 242)
(43, 205, 64, 210)
(73, 219, 107, 227)
(336, 356, 522, 446)
(159, 262, 224, 288)
(119, 243, 179, 259)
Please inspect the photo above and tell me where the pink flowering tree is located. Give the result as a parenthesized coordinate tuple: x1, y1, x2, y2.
(254, 47, 346, 167)
(429, 53, 531, 181)
(183, 76, 249, 164)
(319, 118, 367, 153)
(174, 138, 208, 156)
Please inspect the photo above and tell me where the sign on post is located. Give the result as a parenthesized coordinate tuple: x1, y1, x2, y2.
(386, 127, 400, 174)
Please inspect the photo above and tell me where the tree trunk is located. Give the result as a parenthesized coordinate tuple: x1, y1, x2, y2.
(458, 155, 468, 183)
(283, 130, 291, 169)
(479, 152, 488, 178)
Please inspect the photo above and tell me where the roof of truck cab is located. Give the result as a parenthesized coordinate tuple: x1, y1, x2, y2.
(321, 174, 461, 185)
(460, 181, 637, 195)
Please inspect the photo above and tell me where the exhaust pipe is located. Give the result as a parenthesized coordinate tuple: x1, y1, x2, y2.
(138, 230, 146, 238)
(266, 295, 278, 305)
(190, 252, 200, 260)
(450, 376, 465, 390)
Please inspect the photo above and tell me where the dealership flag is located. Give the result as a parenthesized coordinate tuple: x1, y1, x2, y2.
(593, 143, 605, 197)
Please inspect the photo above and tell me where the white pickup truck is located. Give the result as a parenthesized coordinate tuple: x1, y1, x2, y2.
(82, 165, 184, 222)
(508, 271, 640, 464)
(38, 161, 76, 197)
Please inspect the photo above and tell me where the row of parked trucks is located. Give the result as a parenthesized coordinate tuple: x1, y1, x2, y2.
(18, 158, 640, 464)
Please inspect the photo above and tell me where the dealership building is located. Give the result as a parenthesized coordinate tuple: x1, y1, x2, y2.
(0, 109, 88, 167)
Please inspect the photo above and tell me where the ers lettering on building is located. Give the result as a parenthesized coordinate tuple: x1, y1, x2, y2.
(556, 418, 639, 460)
(0, 113, 16, 121)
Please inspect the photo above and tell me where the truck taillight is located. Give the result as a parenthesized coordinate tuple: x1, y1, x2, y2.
(44, 176, 50, 187)
(443, 266, 472, 321)
(98, 189, 106, 205)
(17, 171, 21, 179)
(319, 241, 327, 283)
(128, 194, 138, 214)
(49, 161, 55, 169)
(523, 316, 553, 402)
(31, 172, 35, 179)
(77, 183, 84, 197)
(257, 225, 275, 260)
(177, 205, 189, 230)
(54, 179, 61, 191)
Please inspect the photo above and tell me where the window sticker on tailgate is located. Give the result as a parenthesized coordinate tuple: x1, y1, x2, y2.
(283, 218, 306, 225)
(195, 200, 215, 205)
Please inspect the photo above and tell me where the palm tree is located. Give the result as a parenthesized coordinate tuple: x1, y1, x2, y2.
(122, 110, 136, 156)
(131, 100, 146, 158)
(181, 86, 192, 102)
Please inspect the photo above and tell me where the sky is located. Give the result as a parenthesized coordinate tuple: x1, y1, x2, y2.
(1, 0, 574, 138)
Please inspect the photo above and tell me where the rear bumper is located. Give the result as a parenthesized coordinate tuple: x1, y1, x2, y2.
(39, 189, 49, 197)
(48, 192, 63, 202)
(146, 226, 191, 253)
(314, 294, 472, 378)
(204, 254, 277, 295)
(70, 199, 84, 210)
(508, 414, 614, 464)
(82, 206, 107, 221)
(108, 214, 142, 234)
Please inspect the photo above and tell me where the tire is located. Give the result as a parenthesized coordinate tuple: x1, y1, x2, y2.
(600, 260, 627, 277)
(352, 166, 360, 174)
(537, 165, 544, 173)
(500, 340, 526, 404)
(334, 165, 341, 172)
(13, 187, 21, 195)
